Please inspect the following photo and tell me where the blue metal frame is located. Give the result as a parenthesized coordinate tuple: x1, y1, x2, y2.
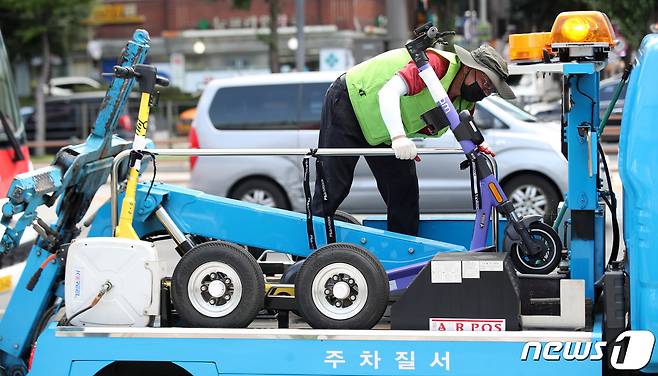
(618, 34, 658, 372)
(363, 215, 507, 250)
(562, 63, 602, 300)
(89, 182, 466, 272)
(27, 324, 602, 376)
(0, 30, 150, 371)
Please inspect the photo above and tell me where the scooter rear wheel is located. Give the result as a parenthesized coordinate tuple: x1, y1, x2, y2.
(508, 221, 562, 274)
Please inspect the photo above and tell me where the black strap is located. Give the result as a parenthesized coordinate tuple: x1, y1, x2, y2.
(302, 155, 316, 249)
(461, 153, 481, 211)
(316, 158, 336, 244)
(140, 150, 157, 202)
(301, 149, 336, 250)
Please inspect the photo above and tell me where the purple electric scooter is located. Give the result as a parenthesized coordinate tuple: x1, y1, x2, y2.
(389, 25, 562, 288)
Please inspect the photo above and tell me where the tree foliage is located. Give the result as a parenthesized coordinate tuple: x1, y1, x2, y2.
(0, 0, 94, 155)
(0, 0, 94, 62)
(588, 0, 658, 52)
(509, 0, 592, 33)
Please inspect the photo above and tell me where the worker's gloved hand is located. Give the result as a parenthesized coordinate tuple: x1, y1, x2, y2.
(478, 142, 496, 157)
(391, 136, 417, 160)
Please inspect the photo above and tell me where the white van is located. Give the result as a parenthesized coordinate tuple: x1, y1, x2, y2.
(189, 72, 568, 218)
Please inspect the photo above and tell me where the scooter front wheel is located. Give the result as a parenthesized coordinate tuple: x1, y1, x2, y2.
(506, 221, 562, 274)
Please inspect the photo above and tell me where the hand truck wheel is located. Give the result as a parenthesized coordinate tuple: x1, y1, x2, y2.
(296, 243, 389, 329)
(505, 220, 563, 274)
(171, 240, 264, 327)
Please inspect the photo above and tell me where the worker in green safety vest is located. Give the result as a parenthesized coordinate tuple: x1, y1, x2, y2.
(312, 44, 515, 236)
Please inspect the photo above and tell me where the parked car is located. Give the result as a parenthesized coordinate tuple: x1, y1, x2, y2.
(524, 101, 562, 122)
(23, 91, 135, 153)
(508, 72, 561, 106)
(524, 75, 626, 142)
(599, 75, 626, 142)
(189, 72, 567, 219)
(45, 76, 102, 96)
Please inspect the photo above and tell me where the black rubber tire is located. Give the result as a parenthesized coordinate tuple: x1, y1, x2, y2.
(281, 260, 305, 284)
(171, 241, 265, 328)
(502, 174, 561, 224)
(230, 178, 290, 210)
(334, 210, 361, 225)
(296, 243, 389, 329)
(509, 221, 563, 274)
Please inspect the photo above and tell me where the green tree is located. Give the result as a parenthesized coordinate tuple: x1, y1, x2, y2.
(588, 0, 658, 54)
(509, 0, 592, 33)
(233, 0, 281, 73)
(0, 0, 94, 155)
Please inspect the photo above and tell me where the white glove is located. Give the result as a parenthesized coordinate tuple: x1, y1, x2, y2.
(391, 136, 417, 160)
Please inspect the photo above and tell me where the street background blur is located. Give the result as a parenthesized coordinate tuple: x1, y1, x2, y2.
(1, 0, 656, 156)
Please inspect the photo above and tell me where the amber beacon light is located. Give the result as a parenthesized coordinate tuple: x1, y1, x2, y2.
(550, 11, 615, 46)
(509, 32, 552, 62)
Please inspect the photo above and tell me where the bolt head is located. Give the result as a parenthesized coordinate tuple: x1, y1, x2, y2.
(408, 248, 415, 254)
(210, 273, 217, 279)
(332, 275, 339, 281)
(325, 289, 331, 295)
(201, 285, 207, 291)
(209, 298, 216, 304)
(350, 295, 356, 301)
(360, 237, 367, 244)
(224, 295, 230, 300)
(225, 278, 231, 284)
(335, 302, 341, 307)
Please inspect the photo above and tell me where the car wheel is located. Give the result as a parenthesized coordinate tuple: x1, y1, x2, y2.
(502, 175, 560, 223)
(230, 178, 290, 210)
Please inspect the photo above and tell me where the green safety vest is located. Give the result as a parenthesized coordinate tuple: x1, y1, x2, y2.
(345, 48, 473, 146)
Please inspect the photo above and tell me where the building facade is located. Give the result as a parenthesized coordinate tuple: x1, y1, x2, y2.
(78, 0, 390, 93)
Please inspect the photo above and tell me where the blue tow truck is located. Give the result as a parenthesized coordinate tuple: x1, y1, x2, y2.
(0, 10, 656, 376)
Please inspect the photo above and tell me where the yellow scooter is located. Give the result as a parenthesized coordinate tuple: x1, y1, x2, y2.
(114, 64, 170, 239)
(63, 65, 171, 327)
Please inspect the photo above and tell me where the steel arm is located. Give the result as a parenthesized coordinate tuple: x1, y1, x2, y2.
(0, 30, 151, 371)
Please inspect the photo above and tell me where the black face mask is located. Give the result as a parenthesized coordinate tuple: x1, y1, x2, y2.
(460, 70, 487, 102)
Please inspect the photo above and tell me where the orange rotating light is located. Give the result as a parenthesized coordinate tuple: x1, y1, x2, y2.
(509, 32, 552, 62)
(550, 11, 615, 46)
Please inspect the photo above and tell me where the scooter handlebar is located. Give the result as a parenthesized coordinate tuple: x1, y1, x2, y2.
(113, 65, 138, 79)
(156, 76, 170, 87)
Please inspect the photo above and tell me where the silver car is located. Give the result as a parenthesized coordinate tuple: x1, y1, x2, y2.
(190, 72, 567, 218)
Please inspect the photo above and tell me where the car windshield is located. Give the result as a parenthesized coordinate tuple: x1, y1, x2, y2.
(0, 33, 24, 143)
(487, 96, 538, 123)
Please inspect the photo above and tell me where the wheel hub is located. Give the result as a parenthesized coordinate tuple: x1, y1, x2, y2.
(332, 281, 350, 300)
(324, 274, 358, 308)
(511, 185, 547, 217)
(200, 272, 234, 306)
(208, 280, 227, 297)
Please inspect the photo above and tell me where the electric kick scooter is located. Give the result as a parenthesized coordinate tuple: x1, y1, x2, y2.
(401, 24, 563, 275)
